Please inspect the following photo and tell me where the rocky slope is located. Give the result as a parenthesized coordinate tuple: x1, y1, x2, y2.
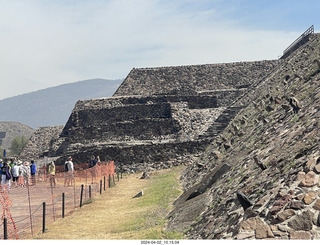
(168, 33, 320, 239)
(0, 122, 34, 150)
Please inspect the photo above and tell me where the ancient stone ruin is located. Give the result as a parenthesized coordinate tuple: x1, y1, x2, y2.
(168, 32, 320, 239)
(19, 125, 64, 161)
(42, 60, 279, 169)
(20, 27, 320, 240)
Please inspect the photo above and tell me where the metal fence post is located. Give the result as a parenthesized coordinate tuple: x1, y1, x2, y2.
(104, 176, 106, 191)
(100, 180, 102, 195)
(42, 202, 46, 233)
(62, 193, 65, 218)
(27, 180, 34, 237)
(80, 184, 84, 207)
(89, 185, 92, 199)
(108, 174, 111, 188)
(3, 218, 7, 240)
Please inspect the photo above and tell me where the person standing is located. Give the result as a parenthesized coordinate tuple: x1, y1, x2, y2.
(11, 162, 20, 187)
(48, 161, 56, 187)
(1, 161, 12, 191)
(17, 161, 24, 187)
(30, 160, 37, 185)
(64, 157, 74, 187)
(22, 162, 31, 187)
(89, 155, 97, 168)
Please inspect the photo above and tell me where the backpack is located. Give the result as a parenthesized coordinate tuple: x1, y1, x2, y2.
(64, 161, 69, 172)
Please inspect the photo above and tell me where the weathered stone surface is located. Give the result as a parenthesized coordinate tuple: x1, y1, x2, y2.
(296, 193, 305, 200)
(305, 155, 318, 172)
(269, 194, 292, 215)
(277, 209, 295, 222)
(140, 172, 150, 179)
(299, 171, 319, 187)
(20, 125, 64, 161)
(313, 199, 320, 210)
(303, 192, 317, 205)
(237, 191, 253, 211)
(115, 61, 279, 97)
(296, 172, 306, 181)
(314, 163, 320, 174)
(212, 150, 220, 159)
(289, 231, 312, 240)
(254, 195, 271, 209)
(239, 217, 274, 239)
(239, 217, 256, 232)
(236, 232, 255, 240)
(289, 200, 305, 210)
(287, 210, 314, 231)
(277, 224, 292, 233)
(255, 218, 274, 239)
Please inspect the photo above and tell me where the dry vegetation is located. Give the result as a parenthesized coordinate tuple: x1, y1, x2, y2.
(33, 167, 184, 240)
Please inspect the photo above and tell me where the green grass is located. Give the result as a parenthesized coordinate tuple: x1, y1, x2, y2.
(121, 168, 184, 239)
(33, 166, 185, 240)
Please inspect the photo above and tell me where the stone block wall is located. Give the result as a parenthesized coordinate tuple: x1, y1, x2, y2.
(45, 59, 281, 168)
(20, 125, 64, 161)
(114, 60, 279, 97)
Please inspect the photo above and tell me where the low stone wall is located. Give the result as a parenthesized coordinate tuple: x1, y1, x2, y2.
(52, 139, 211, 168)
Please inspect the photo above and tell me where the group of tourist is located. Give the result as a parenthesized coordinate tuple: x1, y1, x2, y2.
(0, 155, 103, 191)
(0, 158, 37, 191)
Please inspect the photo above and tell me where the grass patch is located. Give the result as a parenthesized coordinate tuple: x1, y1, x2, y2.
(121, 169, 184, 239)
(33, 166, 184, 240)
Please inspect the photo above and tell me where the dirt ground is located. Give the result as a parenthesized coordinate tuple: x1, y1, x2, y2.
(2, 176, 101, 239)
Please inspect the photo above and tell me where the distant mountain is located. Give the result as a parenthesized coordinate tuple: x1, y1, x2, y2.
(0, 79, 123, 129)
(0, 121, 34, 150)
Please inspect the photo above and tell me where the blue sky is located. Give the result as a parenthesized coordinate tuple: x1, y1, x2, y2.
(0, 0, 318, 99)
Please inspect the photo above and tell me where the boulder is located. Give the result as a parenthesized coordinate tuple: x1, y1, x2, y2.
(277, 209, 295, 222)
(255, 218, 274, 239)
(287, 210, 314, 231)
(303, 192, 317, 205)
(141, 171, 150, 179)
(133, 190, 144, 198)
(290, 231, 312, 240)
(313, 199, 320, 210)
(299, 171, 319, 187)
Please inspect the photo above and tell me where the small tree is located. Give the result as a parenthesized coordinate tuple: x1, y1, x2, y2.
(10, 136, 29, 156)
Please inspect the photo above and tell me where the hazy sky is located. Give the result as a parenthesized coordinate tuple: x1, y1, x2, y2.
(0, 0, 319, 100)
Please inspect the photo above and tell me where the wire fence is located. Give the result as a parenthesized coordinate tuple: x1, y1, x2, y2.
(0, 161, 118, 240)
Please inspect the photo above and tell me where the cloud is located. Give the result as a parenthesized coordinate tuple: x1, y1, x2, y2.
(0, 0, 305, 99)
